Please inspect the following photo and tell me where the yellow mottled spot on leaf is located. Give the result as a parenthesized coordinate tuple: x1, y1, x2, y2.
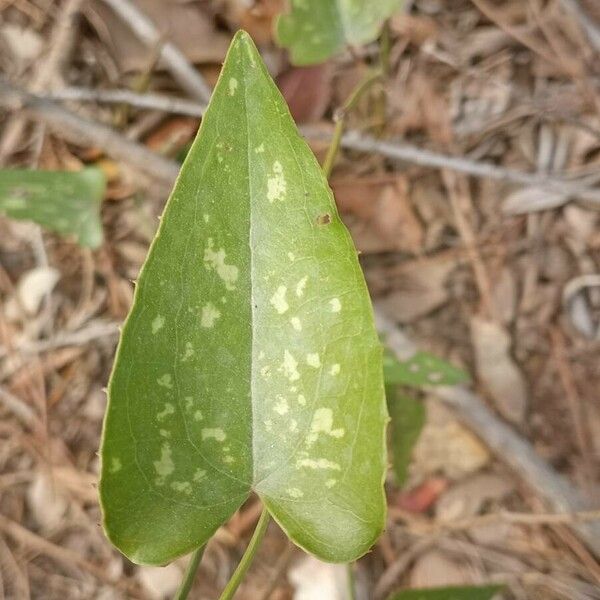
(290, 317, 302, 331)
(193, 469, 207, 482)
(306, 408, 345, 446)
(204, 238, 239, 291)
(287, 252, 295, 261)
(289, 419, 298, 432)
(274, 396, 289, 415)
(298, 394, 306, 406)
(329, 298, 342, 312)
(171, 481, 192, 495)
(296, 458, 341, 471)
(157, 402, 175, 421)
(264, 419, 273, 432)
(228, 77, 238, 96)
(329, 364, 341, 376)
(255, 143, 265, 153)
(295, 276, 308, 297)
(110, 458, 122, 473)
(201, 302, 221, 328)
(287, 488, 304, 498)
(159, 429, 171, 438)
(325, 479, 338, 488)
(202, 428, 226, 442)
(270, 285, 289, 314)
(281, 350, 300, 381)
(267, 161, 286, 202)
(194, 410, 203, 421)
(306, 353, 321, 368)
(182, 342, 194, 362)
(157, 374, 173, 388)
(153, 443, 174, 479)
(152, 315, 165, 334)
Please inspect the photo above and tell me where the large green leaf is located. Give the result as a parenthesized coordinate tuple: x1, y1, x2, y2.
(387, 388, 425, 486)
(276, 0, 401, 65)
(100, 31, 386, 566)
(384, 350, 469, 388)
(388, 586, 503, 600)
(0, 168, 105, 248)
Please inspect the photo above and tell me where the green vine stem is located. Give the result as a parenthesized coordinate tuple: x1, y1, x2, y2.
(321, 69, 382, 178)
(173, 545, 206, 600)
(218, 506, 271, 600)
(346, 562, 357, 600)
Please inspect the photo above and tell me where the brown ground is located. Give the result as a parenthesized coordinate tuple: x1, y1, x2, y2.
(0, 0, 600, 598)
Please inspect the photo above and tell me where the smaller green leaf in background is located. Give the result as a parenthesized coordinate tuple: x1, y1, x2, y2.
(386, 388, 425, 486)
(383, 349, 469, 388)
(0, 168, 105, 248)
(276, 0, 401, 65)
(388, 585, 503, 600)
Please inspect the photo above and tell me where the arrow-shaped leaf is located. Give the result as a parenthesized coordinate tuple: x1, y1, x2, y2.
(276, 0, 401, 65)
(100, 31, 387, 566)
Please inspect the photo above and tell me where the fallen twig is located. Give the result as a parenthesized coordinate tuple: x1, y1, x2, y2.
(375, 307, 600, 559)
(0, 77, 179, 186)
(99, 0, 212, 103)
(340, 131, 600, 203)
(48, 87, 205, 117)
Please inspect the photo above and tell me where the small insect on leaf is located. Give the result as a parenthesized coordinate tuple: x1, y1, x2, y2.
(387, 584, 504, 600)
(276, 0, 402, 65)
(0, 168, 105, 248)
(100, 31, 387, 566)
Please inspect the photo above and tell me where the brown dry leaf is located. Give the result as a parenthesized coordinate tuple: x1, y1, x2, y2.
(26, 471, 68, 531)
(389, 13, 439, 46)
(435, 473, 514, 522)
(395, 478, 448, 514)
(409, 550, 481, 589)
(413, 400, 491, 480)
(224, 0, 286, 44)
(90, 0, 230, 72)
(277, 63, 334, 124)
(333, 176, 423, 255)
(502, 186, 569, 215)
(138, 561, 185, 600)
(373, 255, 455, 323)
(491, 266, 517, 325)
(470, 316, 528, 425)
(388, 72, 453, 145)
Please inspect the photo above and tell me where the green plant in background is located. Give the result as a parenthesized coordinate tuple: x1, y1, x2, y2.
(276, 0, 401, 65)
(99, 27, 387, 579)
(384, 350, 469, 485)
(0, 167, 105, 248)
(389, 585, 503, 600)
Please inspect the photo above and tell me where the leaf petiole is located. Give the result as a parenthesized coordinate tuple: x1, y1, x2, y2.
(218, 506, 271, 600)
(173, 545, 206, 600)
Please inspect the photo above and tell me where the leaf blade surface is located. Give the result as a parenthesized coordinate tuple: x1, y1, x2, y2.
(100, 31, 386, 565)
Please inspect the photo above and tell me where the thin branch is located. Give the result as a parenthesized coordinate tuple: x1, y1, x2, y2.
(48, 87, 205, 117)
(0, 77, 179, 187)
(559, 0, 600, 54)
(99, 0, 212, 103)
(375, 307, 600, 559)
(339, 131, 600, 203)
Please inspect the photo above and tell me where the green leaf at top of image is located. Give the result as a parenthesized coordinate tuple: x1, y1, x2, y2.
(387, 388, 425, 486)
(388, 585, 503, 600)
(99, 30, 387, 566)
(276, 0, 401, 65)
(384, 349, 470, 388)
(0, 168, 105, 248)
